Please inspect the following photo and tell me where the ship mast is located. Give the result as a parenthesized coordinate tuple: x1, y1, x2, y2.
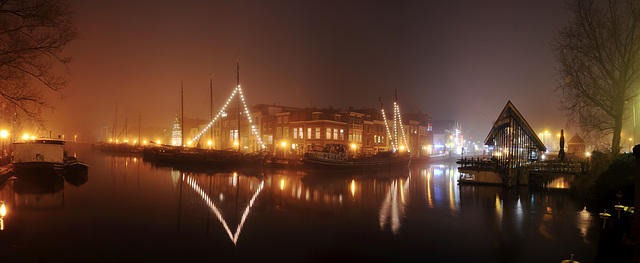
(236, 62, 241, 152)
(210, 77, 214, 149)
(181, 82, 184, 147)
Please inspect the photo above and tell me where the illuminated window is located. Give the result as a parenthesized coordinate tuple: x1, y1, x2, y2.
(315, 128, 320, 139)
(299, 127, 303, 139)
(284, 127, 289, 138)
(293, 128, 298, 139)
(333, 129, 338, 140)
(276, 127, 282, 137)
(326, 128, 331, 139)
(340, 129, 344, 140)
(308, 128, 312, 139)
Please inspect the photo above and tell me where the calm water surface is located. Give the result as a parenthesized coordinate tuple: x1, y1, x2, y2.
(0, 144, 599, 262)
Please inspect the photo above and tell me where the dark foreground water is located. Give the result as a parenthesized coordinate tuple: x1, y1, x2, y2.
(0, 144, 601, 262)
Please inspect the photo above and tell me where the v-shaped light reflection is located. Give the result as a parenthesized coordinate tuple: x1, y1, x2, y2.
(184, 175, 264, 245)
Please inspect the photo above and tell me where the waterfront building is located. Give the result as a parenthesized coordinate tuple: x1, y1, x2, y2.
(485, 101, 546, 176)
(431, 120, 462, 155)
(183, 103, 432, 158)
(567, 134, 586, 158)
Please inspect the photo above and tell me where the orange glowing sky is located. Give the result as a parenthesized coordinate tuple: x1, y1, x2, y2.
(42, 0, 572, 142)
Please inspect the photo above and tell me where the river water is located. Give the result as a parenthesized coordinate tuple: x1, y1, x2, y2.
(0, 144, 600, 262)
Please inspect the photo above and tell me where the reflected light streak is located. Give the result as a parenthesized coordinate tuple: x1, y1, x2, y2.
(184, 175, 264, 245)
(578, 207, 591, 241)
(350, 179, 355, 198)
(379, 179, 405, 235)
(427, 171, 433, 208)
(495, 194, 503, 226)
(280, 179, 285, 191)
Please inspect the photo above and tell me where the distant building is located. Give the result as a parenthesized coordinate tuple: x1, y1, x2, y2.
(431, 120, 462, 155)
(567, 135, 586, 158)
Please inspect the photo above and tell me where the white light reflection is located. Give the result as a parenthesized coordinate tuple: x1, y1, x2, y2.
(379, 175, 411, 235)
(577, 207, 592, 242)
(184, 175, 264, 245)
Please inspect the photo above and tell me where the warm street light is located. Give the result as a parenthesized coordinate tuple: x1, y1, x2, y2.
(281, 142, 287, 147)
(0, 130, 8, 139)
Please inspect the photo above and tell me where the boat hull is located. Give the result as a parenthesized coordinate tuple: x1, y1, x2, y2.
(301, 154, 410, 170)
(14, 162, 64, 177)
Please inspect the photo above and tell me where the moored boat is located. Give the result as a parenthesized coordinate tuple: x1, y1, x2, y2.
(12, 139, 65, 176)
(301, 144, 410, 170)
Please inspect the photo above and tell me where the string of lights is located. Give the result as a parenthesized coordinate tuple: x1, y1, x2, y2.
(395, 101, 410, 152)
(189, 85, 265, 150)
(380, 107, 396, 150)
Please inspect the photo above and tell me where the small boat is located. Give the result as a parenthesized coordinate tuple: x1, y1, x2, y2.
(12, 139, 65, 176)
(64, 156, 89, 175)
(301, 144, 410, 170)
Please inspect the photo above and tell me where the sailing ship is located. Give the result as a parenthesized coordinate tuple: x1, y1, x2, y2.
(301, 92, 411, 170)
(144, 62, 267, 167)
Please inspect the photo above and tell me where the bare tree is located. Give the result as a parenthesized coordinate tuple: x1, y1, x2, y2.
(0, 0, 78, 123)
(553, 0, 640, 154)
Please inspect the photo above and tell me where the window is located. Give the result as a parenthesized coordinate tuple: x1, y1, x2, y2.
(293, 128, 298, 139)
(299, 127, 303, 139)
(276, 127, 282, 137)
(333, 129, 338, 140)
(340, 129, 344, 140)
(315, 128, 320, 139)
(308, 128, 312, 139)
(277, 117, 282, 124)
(349, 134, 352, 141)
(284, 116, 289, 123)
(284, 127, 289, 138)
(326, 128, 331, 139)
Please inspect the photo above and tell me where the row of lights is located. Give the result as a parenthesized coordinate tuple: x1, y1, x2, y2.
(394, 101, 410, 152)
(189, 85, 266, 149)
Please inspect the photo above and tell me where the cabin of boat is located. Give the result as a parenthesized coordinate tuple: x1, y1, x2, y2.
(13, 139, 65, 175)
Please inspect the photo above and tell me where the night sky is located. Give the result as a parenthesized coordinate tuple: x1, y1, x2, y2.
(44, 0, 572, 142)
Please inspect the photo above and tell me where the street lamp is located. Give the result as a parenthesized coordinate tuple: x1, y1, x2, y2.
(281, 141, 287, 158)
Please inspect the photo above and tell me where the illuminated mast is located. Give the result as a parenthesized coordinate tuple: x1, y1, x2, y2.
(236, 62, 241, 152)
(380, 97, 396, 151)
(181, 81, 184, 147)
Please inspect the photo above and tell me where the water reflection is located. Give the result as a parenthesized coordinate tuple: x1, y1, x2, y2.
(13, 174, 65, 209)
(379, 176, 410, 235)
(183, 174, 264, 245)
(0, 148, 597, 262)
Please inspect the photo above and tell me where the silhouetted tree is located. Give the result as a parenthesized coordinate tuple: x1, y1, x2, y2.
(553, 0, 640, 154)
(0, 0, 78, 121)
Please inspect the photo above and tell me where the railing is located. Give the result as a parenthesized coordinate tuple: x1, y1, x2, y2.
(529, 162, 583, 173)
(458, 157, 583, 174)
(457, 157, 496, 170)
